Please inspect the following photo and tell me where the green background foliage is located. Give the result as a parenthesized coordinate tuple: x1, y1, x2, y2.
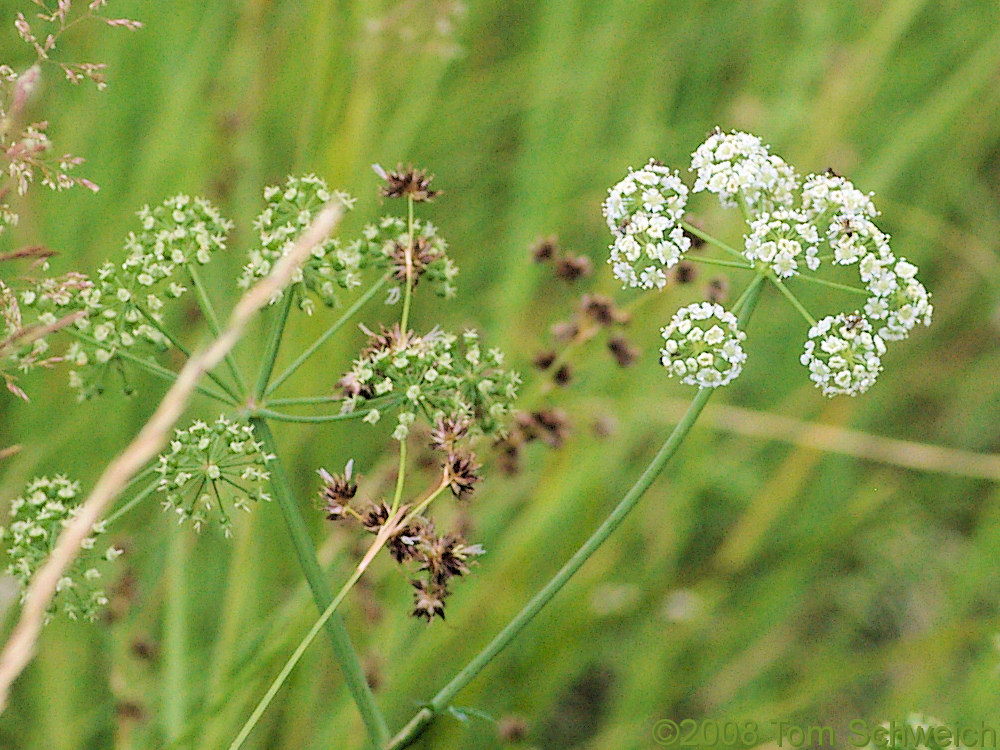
(2, 0, 1000, 747)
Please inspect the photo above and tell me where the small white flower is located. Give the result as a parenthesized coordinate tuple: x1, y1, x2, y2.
(660, 303, 747, 388)
(690, 128, 799, 212)
(744, 210, 816, 278)
(800, 312, 885, 396)
(603, 159, 690, 289)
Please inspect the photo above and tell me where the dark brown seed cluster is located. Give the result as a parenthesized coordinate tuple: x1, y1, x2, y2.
(529, 235, 592, 282)
(388, 235, 445, 285)
(539, 291, 637, 377)
(494, 408, 571, 474)
(377, 164, 439, 202)
(320, 410, 492, 622)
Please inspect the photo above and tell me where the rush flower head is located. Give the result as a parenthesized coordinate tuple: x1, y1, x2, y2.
(659, 302, 747, 388)
(690, 128, 799, 212)
(603, 159, 691, 289)
(800, 312, 886, 397)
(1, 475, 121, 621)
(318, 461, 358, 521)
(374, 163, 439, 202)
(355, 215, 459, 299)
(155, 416, 274, 536)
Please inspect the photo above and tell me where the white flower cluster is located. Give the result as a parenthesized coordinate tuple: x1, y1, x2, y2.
(0, 475, 121, 621)
(1, 272, 90, 399)
(354, 215, 459, 299)
(744, 209, 820, 277)
(602, 159, 690, 289)
(800, 313, 886, 397)
(691, 128, 799, 212)
(20, 195, 233, 399)
(240, 174, 359, 314)
(341, 327, 519, 441)
(605, 129, 932, 396)
(155, 416, 275, 536)
(659, 303, 747, 388)
(123, 194, 233, 281)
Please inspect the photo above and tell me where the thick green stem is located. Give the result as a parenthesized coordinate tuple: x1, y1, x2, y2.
(187, 262, 248, 395)
(266, 274, 389, 396)
(162, 526, 188, 743)
(254, 289, 294, 399)
(385, 276, 766, 750)
(228, 512, 402, 750)
(249, 418, 390, 748)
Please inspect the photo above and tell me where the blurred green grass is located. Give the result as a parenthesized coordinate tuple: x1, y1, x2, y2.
(2, 0, 1000, 748)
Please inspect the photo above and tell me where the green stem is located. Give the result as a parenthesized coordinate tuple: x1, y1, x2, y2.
(162, 526, 188, 742)
(769, 274, 818, 326)
(187, 262, 248, 395)
(389, 440, 407, 515)
(227, 516, 399, 750)
(264, 395, 344, 407)
(400, 197, 415, 332)
(791, 274, 869, 297)
(66, 330, 235, 405)
(680, 220, 745, 260)
(685, 255, 753, 271)
(134, 303, 243, 403)
(254, 289, 294, 399)
(384, 275, 766, 750)
(265, 274, 389, 396)
(105, 479, 159, 526)
(249, 418, 390, 747)
(251, 408, 379, 425)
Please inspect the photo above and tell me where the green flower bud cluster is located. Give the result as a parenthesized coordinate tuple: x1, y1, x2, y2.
(354, 216, 458, 299)
(19, 195, 233, 399)
(155, 416, 275, 537)
(341, 327, 520, 441)
(240, 174, 360, 314)
(0, 475, 121, 621)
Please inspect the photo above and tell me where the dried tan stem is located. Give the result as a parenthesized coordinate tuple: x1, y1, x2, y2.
(0, 201, 344, 711)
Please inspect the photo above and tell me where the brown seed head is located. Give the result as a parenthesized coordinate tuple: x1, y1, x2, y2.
(554, 254, 593, 282)
(376, 163, 439, 202)
(674, 260, 697, 285)
(319, 467, 358, 521)
(607, 335, 639, 367)
(580, 293, 629, 326)
(411, 578, 448, 621)
(530, 235, 559, 263)
(533, 350, 557, 370)
(430, 415, 471, 454)
(706, 275, 730, 304)
(388, 235, 444, 285)
(445, 451, 481, 499)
